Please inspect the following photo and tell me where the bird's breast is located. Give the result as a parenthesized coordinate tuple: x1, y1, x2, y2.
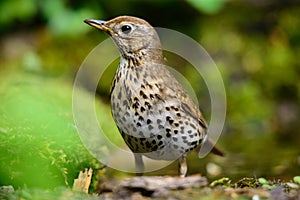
(110, 63, 205, 159)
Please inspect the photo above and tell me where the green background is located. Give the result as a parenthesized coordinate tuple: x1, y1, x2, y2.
(0, 0, 299, 192)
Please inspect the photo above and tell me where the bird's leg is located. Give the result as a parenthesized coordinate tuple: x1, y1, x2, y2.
(178, 156, 187, 178)
(134, 153, 144, 176)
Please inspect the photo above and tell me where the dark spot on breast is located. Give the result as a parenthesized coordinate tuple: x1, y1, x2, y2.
(145, 101, 152, 109)
(166, 132, 171, 138)
(155, 94, 163, 101)
(172, 137, 178, 142)
(165, 107, 170, 111)
(158, 141, 163, 146)
(148, 125, 154, 130)
(147, 119, 152, 124)
(137, 122, 141, 127)
(166, 116, 174, 124)
(152, 145, 158, 151)
(158, 125, 164, 129)
(157, 135, 162, 140)
(190, 123, 196, 129)
(139, 131, 144, 137)
(149, 94, 154, 99)
(157, 119, 162, 124)
(140, 90, 148, 99)
(174, 130, 178, 134)
(140, 106, 145, 112)
(174, 123, 179, 127)
(176, 113, 181, 117)
(132, 101, 139, 109)
(145, 141, 151, 148)
(138, 116, 144, 121)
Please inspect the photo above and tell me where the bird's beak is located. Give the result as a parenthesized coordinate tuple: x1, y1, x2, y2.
(84, 19, 116, 36)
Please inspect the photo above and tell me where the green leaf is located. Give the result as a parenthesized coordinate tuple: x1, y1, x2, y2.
(294, 176, 300, 184)
(258, 178, 268, 185)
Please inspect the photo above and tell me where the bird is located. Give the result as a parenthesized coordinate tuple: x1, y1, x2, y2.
(84, 16, 224, 177)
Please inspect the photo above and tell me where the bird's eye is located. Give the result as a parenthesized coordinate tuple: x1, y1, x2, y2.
(121, 25, 132, 34)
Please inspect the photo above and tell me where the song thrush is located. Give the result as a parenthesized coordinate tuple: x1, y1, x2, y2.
(84, 16, 223, 177)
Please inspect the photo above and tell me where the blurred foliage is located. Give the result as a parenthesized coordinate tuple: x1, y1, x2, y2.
(0, 70, 104, 189)
(187, 0, 227, 14)
(0, 186, 100, 200)
(0, 0, 99, 36)
(0, 0, 300, 193)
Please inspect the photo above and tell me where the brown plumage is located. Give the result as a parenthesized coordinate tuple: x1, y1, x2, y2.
(84, 16, 223, 177)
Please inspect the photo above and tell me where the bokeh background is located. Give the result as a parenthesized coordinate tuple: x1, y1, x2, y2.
(0, 0, 299, 190)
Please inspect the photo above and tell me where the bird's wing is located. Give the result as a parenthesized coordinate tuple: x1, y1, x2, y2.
(151, 64, 224, 156)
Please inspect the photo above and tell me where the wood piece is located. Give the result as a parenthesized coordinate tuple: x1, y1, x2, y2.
(114, 174, 207, 198)
(73, 168, 93, 193)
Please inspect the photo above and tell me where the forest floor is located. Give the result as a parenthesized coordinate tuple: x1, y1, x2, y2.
(1, 174, 300, 200)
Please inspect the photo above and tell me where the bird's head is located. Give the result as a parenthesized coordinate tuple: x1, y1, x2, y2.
(84, 16, 162, 60)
